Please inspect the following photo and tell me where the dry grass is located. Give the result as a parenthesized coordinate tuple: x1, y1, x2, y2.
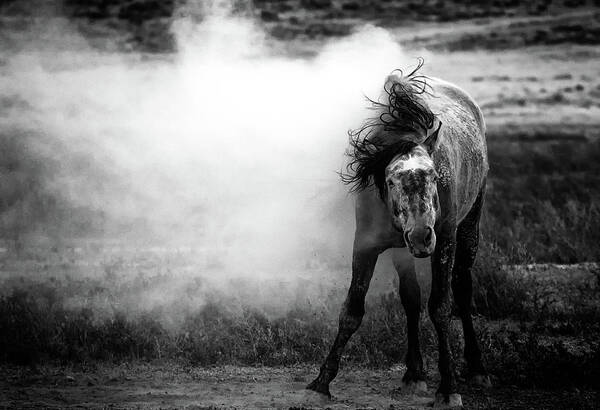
(0, 245, 598, 389)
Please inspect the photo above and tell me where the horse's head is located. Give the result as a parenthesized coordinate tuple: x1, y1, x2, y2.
(341, 66, 445, 257)
(385, 122, 442, 258)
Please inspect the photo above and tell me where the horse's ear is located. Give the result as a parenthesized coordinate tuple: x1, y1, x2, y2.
(423, 118, 442, 155)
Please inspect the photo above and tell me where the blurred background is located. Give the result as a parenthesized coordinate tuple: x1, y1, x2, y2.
(0, 0, 599, 408)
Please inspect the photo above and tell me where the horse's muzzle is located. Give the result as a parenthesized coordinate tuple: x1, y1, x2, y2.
(405, 226, 436, 258)
(412, 250, 432, 258)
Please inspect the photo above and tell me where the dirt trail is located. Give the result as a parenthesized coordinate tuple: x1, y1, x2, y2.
(1, 364, 596, 409)
(1, 364, 431, 409)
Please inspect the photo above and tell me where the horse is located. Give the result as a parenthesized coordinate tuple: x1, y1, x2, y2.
(307, 61, 490, 408)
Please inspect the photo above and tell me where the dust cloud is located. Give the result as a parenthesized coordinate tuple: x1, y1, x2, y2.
(1, 0, 417, 315)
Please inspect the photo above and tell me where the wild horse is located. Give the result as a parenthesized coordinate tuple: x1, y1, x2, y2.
(307, 62, 490, 408)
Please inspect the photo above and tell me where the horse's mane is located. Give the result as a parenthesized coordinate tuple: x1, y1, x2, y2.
(341, 59, 435, 199)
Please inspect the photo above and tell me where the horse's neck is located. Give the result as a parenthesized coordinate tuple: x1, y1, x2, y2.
(374, 130, 424, 146)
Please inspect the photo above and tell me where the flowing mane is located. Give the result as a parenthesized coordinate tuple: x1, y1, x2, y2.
(341, 60, 435, 198)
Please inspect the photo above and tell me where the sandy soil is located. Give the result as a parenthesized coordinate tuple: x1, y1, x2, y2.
(1, 364, 597, 409)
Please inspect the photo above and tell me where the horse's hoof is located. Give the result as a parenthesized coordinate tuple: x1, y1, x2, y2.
(401, 380, 428, 395)
(432, 393, 463, 408)
(469, 374, 492, 388)
(306, 379, 331, 398)
(302, 386, 333, 405)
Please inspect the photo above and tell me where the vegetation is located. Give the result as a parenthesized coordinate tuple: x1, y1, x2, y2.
(485, 134, 600, 264)
(1, 256, 598, 390)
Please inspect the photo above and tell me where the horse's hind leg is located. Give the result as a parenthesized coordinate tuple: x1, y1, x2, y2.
(392, 249, 427, 393)
(306, 245, 379, 397)
(451, 184, 491, 387)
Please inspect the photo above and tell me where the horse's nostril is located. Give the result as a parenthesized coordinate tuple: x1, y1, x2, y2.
(424, 227, 433, 246)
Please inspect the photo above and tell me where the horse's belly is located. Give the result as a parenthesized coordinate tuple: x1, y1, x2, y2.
(456, 149, 487, 223)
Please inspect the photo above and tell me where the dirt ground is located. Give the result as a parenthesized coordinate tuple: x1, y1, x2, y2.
(1, 364, 597, 409)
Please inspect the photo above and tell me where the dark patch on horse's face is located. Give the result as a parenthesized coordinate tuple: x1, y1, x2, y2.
(386, 151, 439, 257)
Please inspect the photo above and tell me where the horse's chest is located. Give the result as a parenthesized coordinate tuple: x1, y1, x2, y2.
(355, 190, 406, 250)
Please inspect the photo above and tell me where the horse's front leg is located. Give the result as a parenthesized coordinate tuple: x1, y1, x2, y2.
(392, 249, 427, 393)
(306, 244, 379, 397)
(429, 223, 462, 408)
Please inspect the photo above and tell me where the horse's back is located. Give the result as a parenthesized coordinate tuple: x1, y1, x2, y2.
(424, 77, 488, 222)
(426, 77, 486, 135)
